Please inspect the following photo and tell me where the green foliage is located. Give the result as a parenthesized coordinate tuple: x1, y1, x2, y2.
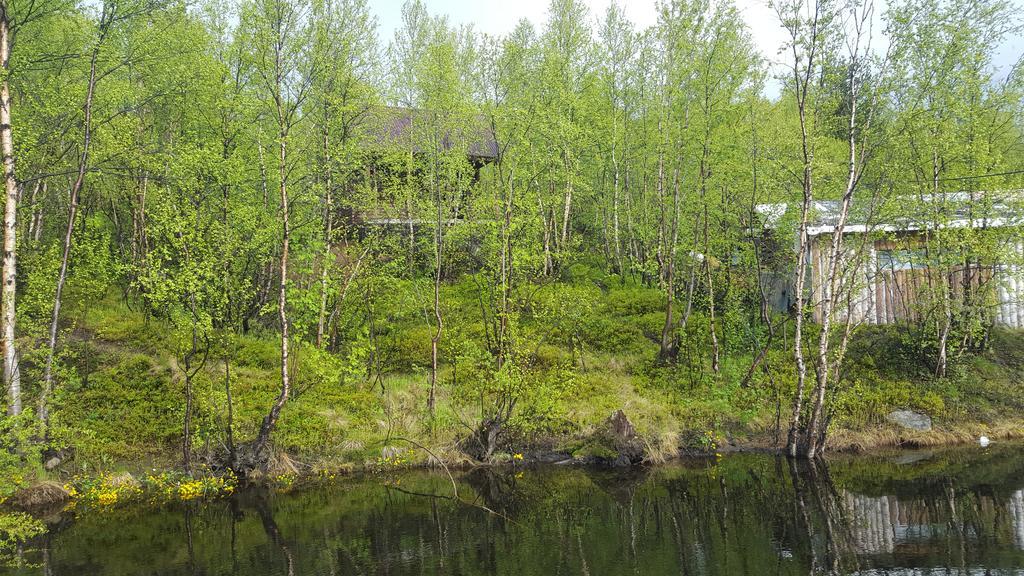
(51, 353, 180, 463)
(0, 0, 1021, 480)
(0, 414, 44, 499)
(0, 512, 45, 561)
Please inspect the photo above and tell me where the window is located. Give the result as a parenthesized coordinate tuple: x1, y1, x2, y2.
(877, 249, 927, 271)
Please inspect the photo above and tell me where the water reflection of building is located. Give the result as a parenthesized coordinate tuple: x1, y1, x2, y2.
(1011, 490, 1024, 550)
(844, 487, 1024, 565)
(844, 492, 898, 554)
(843, 491, 971, 555)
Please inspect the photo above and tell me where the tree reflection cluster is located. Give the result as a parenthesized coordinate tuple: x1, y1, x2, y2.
(6, 446, 1024, 575)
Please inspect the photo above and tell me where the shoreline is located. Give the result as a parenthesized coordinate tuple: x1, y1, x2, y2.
(7, 417, 1024, 516)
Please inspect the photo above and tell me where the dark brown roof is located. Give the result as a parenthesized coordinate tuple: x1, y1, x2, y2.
(366, 106, 498, 161)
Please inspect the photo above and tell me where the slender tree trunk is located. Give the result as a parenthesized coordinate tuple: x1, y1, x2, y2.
(936, 294, 951, 376)
(253, 120, 291, 463)
(257, 138, 269, 209)
(624, 166, 636, 273)
(497, 168, 513, 369)
(405, 194, 415, 272)
(316, 121, 333, 349)
(40, 17, 106, 427)
(0, 3, 19, 415)
(540, 194, 552, 276)
(560, 153, 573, 250)
(183, 326, 196, 475)
(786, 118, 813, 458)
(704, 255, 720, 373)
(428, 157, 443, 417)
(134, 175, 148, 269)
(220, 154, 237, 470)
(659, 162, 680, 362)
(741, 105, 776, 388)
(30, 182, 44, 245)
(23, 181, 38, 244)
(805, 19, 869, 457)
(611, 147, 622, 275)
(932, 155, 951, 377)
(699, 170, 719, 373)
(783, 1, 826, 457)
(222, 355, 237, 473)
(657, 150, 671, 358)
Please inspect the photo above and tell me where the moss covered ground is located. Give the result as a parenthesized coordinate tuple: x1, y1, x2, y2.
(38, 272, 1024, 479)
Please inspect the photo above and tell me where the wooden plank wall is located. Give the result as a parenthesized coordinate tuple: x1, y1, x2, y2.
(809, 235, 1024, 328)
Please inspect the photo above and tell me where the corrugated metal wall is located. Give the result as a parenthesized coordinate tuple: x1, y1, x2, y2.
(808, 235, 1024, 328)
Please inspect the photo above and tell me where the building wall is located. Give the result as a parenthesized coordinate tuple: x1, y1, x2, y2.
(808, 233, 1024, 328)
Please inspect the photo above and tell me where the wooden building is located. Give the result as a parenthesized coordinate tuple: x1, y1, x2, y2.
(756, 191, 1024, 328)
(349, 106, 499, 228)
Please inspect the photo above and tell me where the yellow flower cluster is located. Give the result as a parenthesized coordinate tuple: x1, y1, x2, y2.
(152, 474, 235, 501)
(273, 474, 295, 489)
(177, 480, 204, 500)
(700, 429, 721, 451)
(63, 473, 144, 507)
(64, 470, 237, 508)
(97, 491, 119, 506)
(315, 469, 337, 482)
(373, 449, 417, 471)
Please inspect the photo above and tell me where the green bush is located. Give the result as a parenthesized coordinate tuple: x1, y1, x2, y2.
(0, 512, 45, 565)
(53, 353, 180, 462)
(387, 324, 434, 370)
(231, 336, 280, 369)
(602, 287, 662, 316)
(581, 316, 649, 354)
(0, 414, 43, 499)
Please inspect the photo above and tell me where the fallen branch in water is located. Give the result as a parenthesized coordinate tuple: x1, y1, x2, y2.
(392, 435, 459, 500)
(389, 436, 516, 524)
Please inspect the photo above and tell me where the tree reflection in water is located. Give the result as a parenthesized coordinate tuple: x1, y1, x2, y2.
(6, 444, 1024, 575)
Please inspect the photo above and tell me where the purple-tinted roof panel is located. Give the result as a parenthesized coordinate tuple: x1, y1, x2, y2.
(369, 106, 498, 160)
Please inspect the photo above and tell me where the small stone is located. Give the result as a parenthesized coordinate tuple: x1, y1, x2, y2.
(108, 472, 140, 489)
(886, 410, 932, 432)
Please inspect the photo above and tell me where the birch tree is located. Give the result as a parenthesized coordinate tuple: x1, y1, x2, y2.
(887, 0, 1023, 376)
(0, 0, 18, 414)
(778, 0, 888, 457)
(774, 0, 834, 458)
(39, 0, 157, 429)
(240, 0, 319, 470)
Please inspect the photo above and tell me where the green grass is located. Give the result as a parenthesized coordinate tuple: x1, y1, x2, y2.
(25, 275, 1024, 476)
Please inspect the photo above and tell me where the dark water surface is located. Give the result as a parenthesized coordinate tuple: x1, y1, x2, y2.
(6, 444, 1024, 575)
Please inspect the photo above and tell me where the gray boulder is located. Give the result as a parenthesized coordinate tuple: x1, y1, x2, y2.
(886, 410, 932, 432)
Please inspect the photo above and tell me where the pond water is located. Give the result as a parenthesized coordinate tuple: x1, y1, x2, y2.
(5, 443, 1024, 575)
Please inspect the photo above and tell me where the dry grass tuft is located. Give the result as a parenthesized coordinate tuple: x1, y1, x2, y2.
(641, 430, 681, 464)
(266, 450, 301, 476)
(9, 481, 70, 509)
(826, 420, 1024, 452)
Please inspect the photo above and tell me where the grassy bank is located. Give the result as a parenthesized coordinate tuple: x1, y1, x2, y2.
(0, 266, 1020, 523)
(19, 272, 1024, 477)
(2, 287, 1022, 549)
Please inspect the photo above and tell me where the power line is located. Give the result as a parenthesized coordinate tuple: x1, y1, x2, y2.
(933, 169, 1024, 182)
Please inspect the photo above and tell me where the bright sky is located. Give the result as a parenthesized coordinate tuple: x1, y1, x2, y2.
(371, 0, 1024, 98)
